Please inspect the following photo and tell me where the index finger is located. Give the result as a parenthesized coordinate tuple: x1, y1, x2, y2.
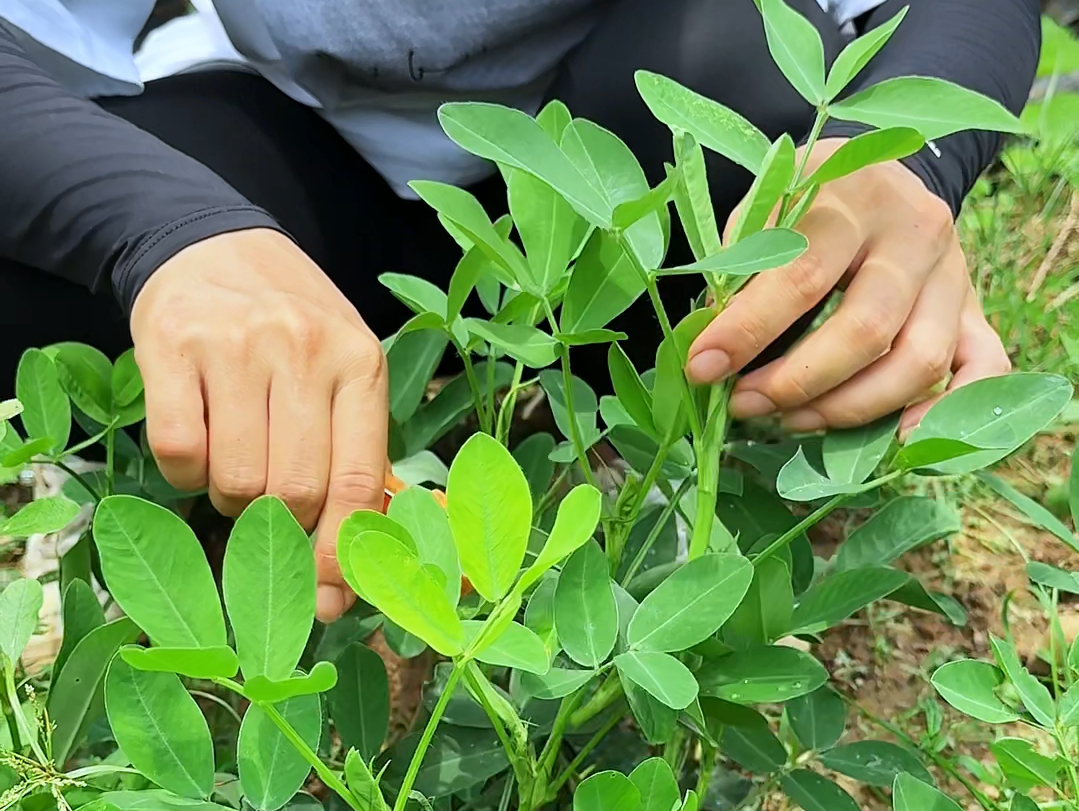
(314, 349, 389, 623)
(686, 201, 864, 385)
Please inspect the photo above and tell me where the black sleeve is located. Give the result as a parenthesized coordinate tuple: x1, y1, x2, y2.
(819, 0, 1041, 215)
(0, 23, 287, 312)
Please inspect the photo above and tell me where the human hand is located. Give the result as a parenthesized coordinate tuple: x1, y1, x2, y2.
(130, 229, 388, 622)
(685, 138, 1011, 437)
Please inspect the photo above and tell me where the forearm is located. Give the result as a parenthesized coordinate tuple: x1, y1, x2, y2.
(821, 0, 1040, 214)
(0, 24, 285, 311)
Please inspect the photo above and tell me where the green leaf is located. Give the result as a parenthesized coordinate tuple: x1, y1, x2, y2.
(335, 510, 419, 600)
(758, 0, 826, 104)
(438, 102, 612, 225)
(238, 692, 321, 811)
(464, 320, 558, 368)
(243, 662, 339, 703)
(820, 740, 931, 788)
(105, 657, 215, 798)
(608, 425, 693, 480)
(776, 447, 852, 502)
(892, 438, 984, 471)
(554, 328, 627, 346)
(507, 170, 591, 295)
(539, 370, 602, 448)
(17, 348, 71, 454)
(723, 556, 793, 647)
(223, 496, 315, 682)
(821, 412, 899, 485)
(607, 344, 656, 436)
(723, 720, 787, 774)
(330, 644, 389, 761)
(513, 433, 556, 503)
(1027, 561, 1079, 595)
(623, 675, 678, 744)
(990, 738, 1063, 793)
(780, 771, 859, 811)
(343, 529, 463, 657)
(791, 566, 909, 634)
(53, 579, 105, 680)
(628, 554, 753, 652)
(561, 119, 664, 268)
(446, 432, 532, 602)
(629, 759, 679, 811)
(120, 645, 239, 679)
(727, 134, 796, 243)
(554, 541, 618, 668)
(786, 687, 846, 751)
(574, 771, 640, 811)
(379, 274, 448, 320)
(652, 335, 688, 441)
(634, 71, 771, 173)
(97, 792, 232, 811)
(892, 774, 962, 811)
(344, 749, 390, 811)
(1071, 443, 1079, 529)
(672, 134, 721, 260)
(411, 181, 531, 286)
(48, 618, 140, 764)
(658, 228, 808, 276)
(388, 487, 461, 605)
(614, 650, 698, 709)
(825, 6, 907, 99)
(0, 577, 43, 665)
(537, 99, 572, 138)
(1059, 683, 1079, 727)
(446, 224, 511, 324)
(0, 495, 81, 537)
(1010, 795, 1039, 811)
(2, 435, 52, 468)
(930, 660, 1020, 723)
(698, 646, 827, 703)
(112, 349, 144, 409)
(989, 635, 1055, 727)
(830, 77, 1026, 141)
(52, 342, 113, 425)
(979, 472, 1078, 553)
(93, 495, 226, 648)
(392, 726, 508, 797)
(519, 484, 601, 592)
(0, 398, 22, 422)
(463, 620, 549, 674)
(561, 230, 646, 334)
(612, 172, 677, 232)
(834, 496, 959, 571)
(804, 128, 924, 188)
(402, 363, 514, 457)
(388, 330, 447, 423)
(518, 666, 596, 699)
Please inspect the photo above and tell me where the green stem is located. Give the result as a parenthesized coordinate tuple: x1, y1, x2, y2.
(546, 710, 622, 797)
(1054, 729, 1079, 802)
(52, 461, 103, 503)
(59, 418, 119, 459)
(555, 342, 599, 491)
(689, 381, 733, 560)
(455, 347, 490, 434)
(567, 669, 621, 730)
(538, 686, 590, 774)
(752, 471, 902, 566)
(496, 360, 526, 444)
(212, 677, 360, 811)
(105, 427, 116, 497)
(393, 663, 466, 811)
(3, 664, 46, 764)
(486, 349, 498, 432)
(621, 476, 695, 587)
(642, 276, 703, 439)
(794, 108, 829, 185)
(462, 664, 521, 775)
(694, 742, 717, 800)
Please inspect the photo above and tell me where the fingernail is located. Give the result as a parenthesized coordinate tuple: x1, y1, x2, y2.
(686, 349, 731, 384)
(729, 391, 777, 419)
(782, 408, 827, 433)
(316, 585, 345, 623)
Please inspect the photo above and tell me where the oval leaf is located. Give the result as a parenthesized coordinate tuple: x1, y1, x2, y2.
(17, 348, 71, 454)
(463, 620, 549, 674)
(519, 484, 601, 592)
(554, 541, 618, 668)
(574, 771, 640, 811)
(698, 646, 827, 704)
(615, 650, 698, 710)
(120, 645, 239, 680)
(659, 228, 808, 276)
(238, 692, 321, 811)
(244, 661, 339, 704)
(791, 566, 910, 634)
(0, 496, 81, 538)
(0, 578, 43, 664)
(930, 660, 1020, 723)
(93, 496, 226, 648)
(780, 771, 859, 811)
(329, 643, 389, 761)
(892, 774, 962, 811)
(820, 740, 932, 788)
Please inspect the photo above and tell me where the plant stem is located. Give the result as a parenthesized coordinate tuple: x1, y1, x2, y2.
(546, 710, 622, 797)
(538, 684, 592, 774)
(462, 664, 521, 775)
(455, 348, 490, 434)
(1054, 729, 1079, 802)
(752, 471, 902, 566)
(393, 663, 466, 811)
(51, 461, 102, 503)
(695, 742, 717, 800)
(555, 342, 599, 491)
(212, 677, 360, 811)
(642, 277, 703, 439)
(621, 476, 695, 587)
(689, 381, 734, 560)
(496, 360, 526, 444)
(60, 418, 119, 459)
(3, 664, 46, 764)
(104, 427, 116, 497)
(794, 108, 829, 185)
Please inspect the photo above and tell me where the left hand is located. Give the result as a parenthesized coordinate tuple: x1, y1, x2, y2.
(684, 137, 1011, 437)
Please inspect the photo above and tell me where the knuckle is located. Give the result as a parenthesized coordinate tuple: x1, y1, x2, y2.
(342, 332, 387, 382)
(327, 466, 382, 510)
(275, 478, 325, 515)
(849, 306, 898, 356)
(786, 251, 831, 304)
(915, 195, 955, 248)
(910, 341, 952, 384)
(214, 468, 266, 503)
(150, 429, 203, 465)
(767, 373, 814, 410)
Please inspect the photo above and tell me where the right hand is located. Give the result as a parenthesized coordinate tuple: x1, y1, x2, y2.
(130, 228, 389, 623)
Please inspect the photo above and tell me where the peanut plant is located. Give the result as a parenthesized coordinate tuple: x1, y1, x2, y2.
(1, 3, 1075, 811)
